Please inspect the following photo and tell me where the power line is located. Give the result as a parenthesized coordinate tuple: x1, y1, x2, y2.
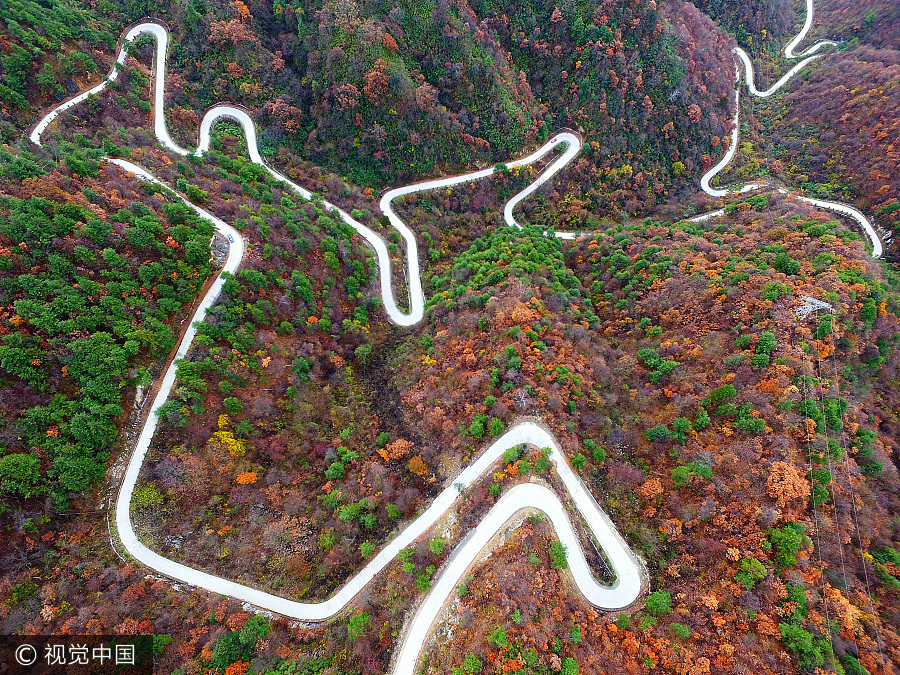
(822, 308, 887, 670)
(787, 312, 833, 642)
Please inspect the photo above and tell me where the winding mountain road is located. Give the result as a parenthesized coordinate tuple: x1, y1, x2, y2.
(27, 19, 645, 674)
(25, 0, 885, 669)
(698, 0, 884, 258)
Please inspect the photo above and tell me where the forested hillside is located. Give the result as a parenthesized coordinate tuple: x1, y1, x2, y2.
(754, 47, 900, 242)
(2, 0, 736, 213)
(815, 0, 900, 48)
(713, 0, 900, 258)
(0, 147, 213, 510)
(687, 0, 795, 45)
(1, 0, 900, 674)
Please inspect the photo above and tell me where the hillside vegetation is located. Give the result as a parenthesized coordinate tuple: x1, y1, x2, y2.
(1, 0, 899, 674)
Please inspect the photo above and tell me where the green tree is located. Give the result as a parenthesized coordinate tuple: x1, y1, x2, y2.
(559, 657, 578, 675)
(756, 331, 777, 355)
(769, 523, 811, 567)
(0, 453, 41, 497)
(646, 590, 672, 616)
(459, 653, 483, 674)
(735, 557, 767, 590)
(355, 344, 372, 364)
(469, 414, 487, 438)
(570, 625, 583, 644)
(347, 611, 370, 641)
(646, 425, 671, 442)
(671, 623, 691, 638)
(223, 397, 244, 415)
(671, 466, 692, 488)
(550, 540, 568, 569)
(860, 298, 877, 326)
(239, 614, 270, 649)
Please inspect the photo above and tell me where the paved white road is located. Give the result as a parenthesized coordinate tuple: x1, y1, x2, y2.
(27, 20, 640, 673)
(25, 3, 884, 667)
(31, 25, 584, 325)
(697, 0, 882, 258)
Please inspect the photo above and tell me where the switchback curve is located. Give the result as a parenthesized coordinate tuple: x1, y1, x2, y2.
(30, 21, 585, 326)
(696, 1, 883, 258)
(26, 19, 644, 675)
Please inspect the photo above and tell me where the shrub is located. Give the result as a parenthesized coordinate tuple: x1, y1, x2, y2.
(131, 483, 164, 510)
(550, 540, 568, 569)
(769, 522, 811, 567)
(646, 425, 672, 442)
(570, 625, 583, 644)
(360, 541, 376, 558)
(376, 432, 391, 447)
(489, 417, 504, 436)
(735, 557, 767, 589)
(347, 611, 370, 641)
(671, 623, 691, 639)
(222, 397, 243, 415)
(646, 590, 672, 616)
(459, 653, 483, 674)
(615, 614, 631, 630)
(671, 465, 691, 488)
(571, 453, 587, 470)
(429, 538, 446, 555)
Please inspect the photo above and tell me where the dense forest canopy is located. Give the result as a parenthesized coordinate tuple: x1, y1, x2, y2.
(0, 0, 899, 674)
(1, 0, 736, 215)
